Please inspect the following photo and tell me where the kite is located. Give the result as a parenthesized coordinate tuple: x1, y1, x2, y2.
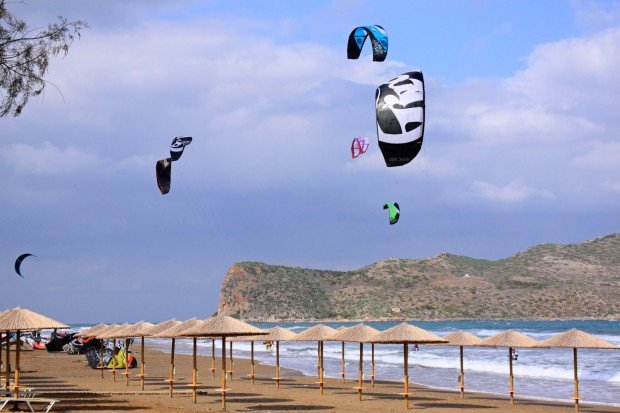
(170, 136, 192, 161)
(347, 25, 388, 62)
(156, 158, 172, 195)
(383, 202, 400, 225)
(375, 71, 425, 167)
(156, 136, 192, 195)
(14, 253, 34, 277)
(351, 137, 369, 158)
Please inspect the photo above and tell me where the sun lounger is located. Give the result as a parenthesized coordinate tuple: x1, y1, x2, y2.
(0, 397, 59, 412)
(1, 389, 37, 398)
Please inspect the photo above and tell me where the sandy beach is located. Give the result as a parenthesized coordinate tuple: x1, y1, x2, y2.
(3, 346, 617, 412)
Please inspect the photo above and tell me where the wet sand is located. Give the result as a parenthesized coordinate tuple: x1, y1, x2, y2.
(3, 346, 619, 412)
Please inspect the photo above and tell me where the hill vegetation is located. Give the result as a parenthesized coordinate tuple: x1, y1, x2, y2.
(217, 234, 620, 321)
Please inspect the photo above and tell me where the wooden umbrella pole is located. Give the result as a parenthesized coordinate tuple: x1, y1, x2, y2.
(404, 343, 409, 409)
(13, 331, 21, 398)
(228, 341, 234, 380)
(125, 338, 130, 386)
(250, 341, 255, 385)
(4, 331, 9, 386)
(192, 337, 198, 403)
(573, 347, 579, 412)
(320, 341, 324, 395)
(221, 336, 227, 410)
(315, 341, 319, 383)
(508, 347, 514, 405)
(275, 341, 281, 389)
(168, 338, 176, 397)
(341, 341, 346, 383)
(371, 343, 375, 387)
(357, 342, 363, 401)
(211, 338, 216, 378)
(140, 336, 145, 390)
(100, 341, 105, 379)
(112, 339, 117, 382)
(459, 345, 465, 399)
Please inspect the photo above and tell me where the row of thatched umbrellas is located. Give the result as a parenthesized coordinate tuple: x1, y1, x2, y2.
(1, 307, 617, 411)
(80, 317, 617, 411)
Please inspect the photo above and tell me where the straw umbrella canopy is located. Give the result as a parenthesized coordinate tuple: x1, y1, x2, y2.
(369, 323, 447, 409)
(76, 323, 109, 337)
(292, 324, 337, 395)
(265, 327, 297, 389)
(110, 321, 155, 388)
(103, 322, 140, 386)
(0, 307, 69, 397)
(442, 331, 483, 399)
(97, 323, 132, 383)
(86, 323, 117, 380)
(327, 324, 379, 400)
(181, 315, 267, 410)
(479, 330, 540, 405)
(116, 321, 154, 389)
(537, 329, 616, 412)
(152, 318, 203, 400)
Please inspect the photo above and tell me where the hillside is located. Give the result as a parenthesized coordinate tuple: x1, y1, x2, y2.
(217, 234, 620, 321)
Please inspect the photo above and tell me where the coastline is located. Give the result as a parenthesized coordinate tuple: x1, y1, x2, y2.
(10, 343, 617, 412)
(236, 317, 620, 323)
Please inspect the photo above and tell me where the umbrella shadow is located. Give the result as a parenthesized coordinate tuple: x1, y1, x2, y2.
(227, 397, 294, 404)
(244, 405, 334, 411)
(416, 402, 494, 409)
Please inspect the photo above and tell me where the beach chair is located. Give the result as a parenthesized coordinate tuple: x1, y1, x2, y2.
(1, 389, 37, 398)
(0, 397, 59, 412)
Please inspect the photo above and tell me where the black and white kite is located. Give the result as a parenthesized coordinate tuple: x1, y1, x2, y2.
(375, 71, 425, 167)
(156, 136, 192, 195)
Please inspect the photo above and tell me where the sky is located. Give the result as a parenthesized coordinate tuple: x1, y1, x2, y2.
(1, 0, 619, 323)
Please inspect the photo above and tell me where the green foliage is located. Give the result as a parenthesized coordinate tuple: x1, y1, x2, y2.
(0, 0, 88, 116)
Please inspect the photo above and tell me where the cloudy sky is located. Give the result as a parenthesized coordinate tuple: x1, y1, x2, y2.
(1, 0, 618, 323)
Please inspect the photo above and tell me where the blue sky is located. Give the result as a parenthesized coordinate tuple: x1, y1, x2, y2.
(1, 0, 619, 323)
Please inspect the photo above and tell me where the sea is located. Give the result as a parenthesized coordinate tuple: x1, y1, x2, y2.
(72, 320, 620, 407)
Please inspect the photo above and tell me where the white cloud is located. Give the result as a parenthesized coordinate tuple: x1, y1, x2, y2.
(572, 141, 620, 170)
(602, 180, 620, 192)
(2, 142, 100, 176)
(573, 0, 620, 31)
(473, 180, 555, 203)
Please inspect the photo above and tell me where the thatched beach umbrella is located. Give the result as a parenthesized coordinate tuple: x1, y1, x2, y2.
(479, 330, 540, 405)
(145, 319, 183, 396)
(292, 324, 337, 395)
(181, 315, 267, 410)
(370, 323, 447, 409)
(123, 321, 154, 390)
(91, 324, 118, 378)
(152, 318, 204, 401)
(264, 327, 297, 389)
(327, 324, 379, 400)
(106, 322, 142, 386)
(0, 307, 69, 398)
(98, 323, 132, 383)
(112, 321, 154, 388)
(76, 323, 108, 338)
(442, 331, 483, 399)
(537, 329, 617, 411)
(333, 326, 348, 383)
(227, 335, 258, 384)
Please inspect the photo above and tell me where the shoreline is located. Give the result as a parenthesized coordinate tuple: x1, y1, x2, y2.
(162, 343, 620, 409)
(228, 317, 620, 323)
(9, 345, 620, 412)
(69, 318, 620, 325)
